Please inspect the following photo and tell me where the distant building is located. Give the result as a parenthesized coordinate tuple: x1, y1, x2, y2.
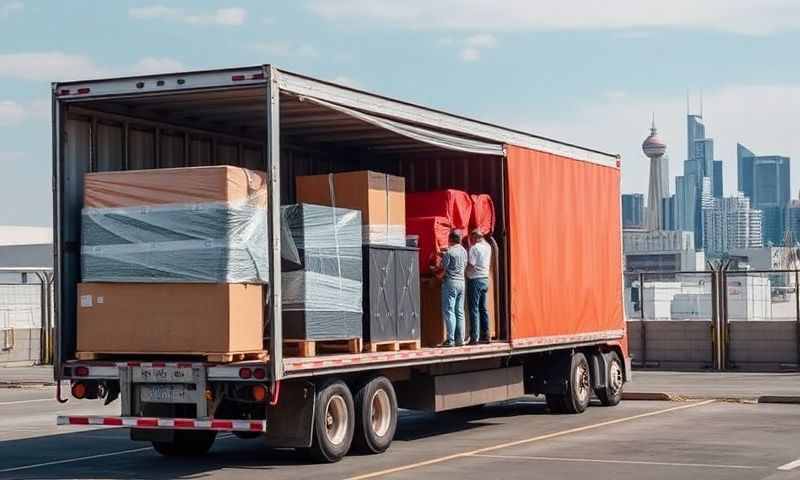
(703, 192, 763, 256)
(728, 246, 800, 287)
(623, 230, 704, 273)
(0, 226, 52, 269)
(676, 114, 717, 249)
(785, 199, 800, 243)
(621, 193, 645, 228)
(737, 143, 790, 245)
(713, 160, 723, 198)
(642, 120, 670, 230)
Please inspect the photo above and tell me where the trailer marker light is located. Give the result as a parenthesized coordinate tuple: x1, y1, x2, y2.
(238, 367, 252, 379)
(136, 82, 144, 89)
(253, 368, 266, 379)
(177, 78, 186, 85)
(57, 89, 70, 96)
(72, 382, 87, 399)
(252, 385, 267, 402)
(251, 73, 264, 80)
(231, 75, 246, 81)
(75, 366, 89, 377)
(156, 80, 165, 86)
(76, 88, 90, 95)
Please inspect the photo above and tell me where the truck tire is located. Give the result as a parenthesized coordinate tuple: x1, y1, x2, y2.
(545, 352, 591, 414)
(152, 430, 217, 456)
(353, 376, 398, 454)
(595, 351, 624, 407)
(304, 380, 355, 463)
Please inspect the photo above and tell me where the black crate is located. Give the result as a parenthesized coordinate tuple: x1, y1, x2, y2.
(362, 245, 420, 344)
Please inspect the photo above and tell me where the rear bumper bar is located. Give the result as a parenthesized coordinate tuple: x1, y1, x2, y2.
(57, 416, 266, 432)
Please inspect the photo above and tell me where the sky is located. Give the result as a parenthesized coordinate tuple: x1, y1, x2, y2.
(2, 0, 800, 226)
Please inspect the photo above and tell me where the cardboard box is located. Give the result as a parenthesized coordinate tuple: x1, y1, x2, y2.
(77, 283, 263, 354)
(84, 165, 267, 208)
(295, 171, 405, 245)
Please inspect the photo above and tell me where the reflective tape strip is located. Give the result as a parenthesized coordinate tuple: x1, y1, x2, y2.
(57, 416, 266, 432)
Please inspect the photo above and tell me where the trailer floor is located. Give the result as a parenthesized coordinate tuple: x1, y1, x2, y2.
(2, 388, 799, 480)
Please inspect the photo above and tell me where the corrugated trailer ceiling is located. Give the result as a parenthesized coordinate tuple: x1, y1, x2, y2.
(75, 87, 502, 155)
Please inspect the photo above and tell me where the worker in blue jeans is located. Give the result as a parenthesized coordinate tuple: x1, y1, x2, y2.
(440, 230, 467, 347)
(467, 229, 492, 344)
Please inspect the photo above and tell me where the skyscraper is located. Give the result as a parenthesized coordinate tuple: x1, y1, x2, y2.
(713, 160, 723, 198)
(703, 192, 763, 256)
(737, 143, 791, 245)
(621, 193, 645, 228)
(642, 120, 669, 230)
(677, 113, 717, 249)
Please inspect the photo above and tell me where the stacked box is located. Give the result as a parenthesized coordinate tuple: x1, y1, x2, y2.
(81, 166, 270, 283)
(362, 245, 421, 344)
(282, 203, 363, 341)
(77, 166, 268, 357)
(296, 171, 406, 246)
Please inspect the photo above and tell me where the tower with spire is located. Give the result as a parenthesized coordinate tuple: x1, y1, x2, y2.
(642, 116, 670, 231)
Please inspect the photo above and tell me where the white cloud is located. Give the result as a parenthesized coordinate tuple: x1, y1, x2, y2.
(0, 1, 22, 18)
(131, 57, 186, 75)
(0, 99, 48, 126)
(508, 84, 800, 198)
(251, 42, 319, 58)
(308, 0, 800, 35)
(129, 5, 246, 26)
(0, 101, 25, 126)
(0, 52, 106, 81)
(0, 52, 185, 81)
(465, 33, 497, 48)
(459, 47, 481, 62)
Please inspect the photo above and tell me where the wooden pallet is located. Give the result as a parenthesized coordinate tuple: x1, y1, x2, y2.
(74, 350, 267, 363)
(283, 338, 362, 358)
(364, 339, 421, 353)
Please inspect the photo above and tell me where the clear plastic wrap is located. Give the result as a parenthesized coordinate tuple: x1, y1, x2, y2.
(281, 203, 364, 340)
(81, 200, 270, 283)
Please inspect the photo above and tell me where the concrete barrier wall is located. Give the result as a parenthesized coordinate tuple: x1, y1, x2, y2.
(628, 320, 713, 370)
(0, 328, 41, 366)
(729, 321, 799, 371)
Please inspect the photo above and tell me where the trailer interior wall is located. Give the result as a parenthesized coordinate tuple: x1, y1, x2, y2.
(506, 145, 624, 342)
(56, 87, 509, 365)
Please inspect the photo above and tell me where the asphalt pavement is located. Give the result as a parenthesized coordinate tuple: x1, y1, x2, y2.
(1, 387, 799, 480)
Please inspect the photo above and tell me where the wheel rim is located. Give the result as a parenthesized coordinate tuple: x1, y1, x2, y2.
(608, 360, 623, 396)
(575, 362, 590, 404)
(370, 389, 392, 438)
(324, 394, 348, 446)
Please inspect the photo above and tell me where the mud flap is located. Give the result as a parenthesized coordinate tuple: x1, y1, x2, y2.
(262, 380, 316, 448)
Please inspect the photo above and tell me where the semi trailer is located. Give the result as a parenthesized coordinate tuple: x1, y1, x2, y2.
(53, 65, 628, 462)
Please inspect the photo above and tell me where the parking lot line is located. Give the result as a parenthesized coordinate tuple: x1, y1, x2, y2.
(0, 398, 53, 406)
(470, 453, 761, 470)
(778, 457, 800, 471)
(346, 400, 716, 480)
(0, 433, 234, 473)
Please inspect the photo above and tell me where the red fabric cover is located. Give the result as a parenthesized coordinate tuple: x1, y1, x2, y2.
(469, 194, 495, 235)
(406, 190, 472, 234)
(406, 216, 451, 275)
(506, 145, 624, 341)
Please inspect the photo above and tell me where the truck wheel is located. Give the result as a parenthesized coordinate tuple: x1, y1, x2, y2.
(353, 376, 398, 454)
(305, 380, 355, 463)
(595, 351, 624, 406)
(152, 430, 217, 457)
(545, 352, 591, 414)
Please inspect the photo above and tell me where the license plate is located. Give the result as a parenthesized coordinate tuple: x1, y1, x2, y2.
(132, 366, 201, 384)
(139, 384, 194, 403)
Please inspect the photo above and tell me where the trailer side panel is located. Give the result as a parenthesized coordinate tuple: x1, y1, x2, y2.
(506, 145, 623, 340)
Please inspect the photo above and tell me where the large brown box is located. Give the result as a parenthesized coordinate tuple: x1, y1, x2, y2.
(295, 171, 405, 245)
(76, 283, 263, 354)
(84, 165, 267, 208)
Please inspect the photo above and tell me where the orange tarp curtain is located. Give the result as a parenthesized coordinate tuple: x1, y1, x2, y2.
(506, 145, 623, 340)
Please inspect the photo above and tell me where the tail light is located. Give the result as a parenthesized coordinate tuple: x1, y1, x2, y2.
(74, 366, 89, 377)
(238, 368, 252, 379)
(251, 385, 267, 402)
(72, 382, 87, 399)
(253, 368, 266, 380)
